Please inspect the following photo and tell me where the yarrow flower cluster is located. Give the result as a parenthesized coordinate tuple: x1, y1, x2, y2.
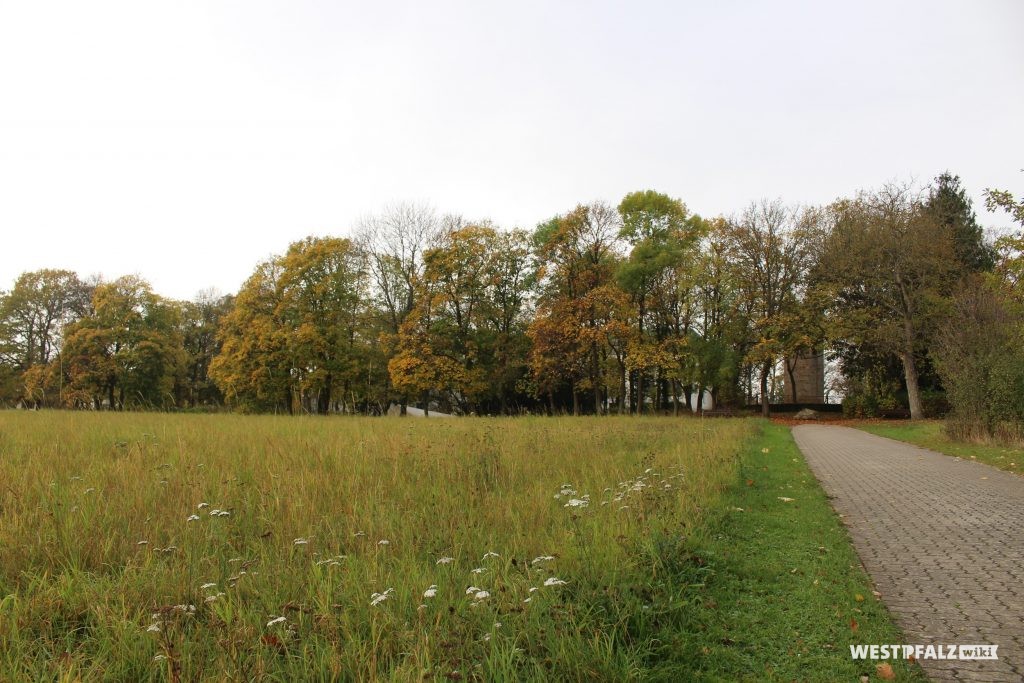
(370, 588, 394, 607)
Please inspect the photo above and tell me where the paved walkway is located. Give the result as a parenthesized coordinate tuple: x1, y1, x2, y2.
(792, 425, 1024, 682)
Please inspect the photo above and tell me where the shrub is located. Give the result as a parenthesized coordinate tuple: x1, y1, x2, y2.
(933, 279, 1024, 445)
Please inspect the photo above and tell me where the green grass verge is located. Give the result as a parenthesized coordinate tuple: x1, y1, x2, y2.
(855, 420, 1023, 475)
(678, 422, 926, 682)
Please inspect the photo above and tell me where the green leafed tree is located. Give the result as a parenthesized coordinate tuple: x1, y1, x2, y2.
(813, 184, 961, 420)
(616, 190, 703, 414)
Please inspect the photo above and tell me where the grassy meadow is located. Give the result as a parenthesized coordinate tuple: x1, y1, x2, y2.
(0, 413, 757, 681)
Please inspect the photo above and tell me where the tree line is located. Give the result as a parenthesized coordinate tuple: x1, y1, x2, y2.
(2, 174, 1022, 438)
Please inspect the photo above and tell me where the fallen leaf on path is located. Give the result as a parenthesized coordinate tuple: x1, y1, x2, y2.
(876, 662, 895, 679)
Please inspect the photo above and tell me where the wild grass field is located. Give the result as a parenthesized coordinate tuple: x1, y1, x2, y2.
(0, 413, 758, 681)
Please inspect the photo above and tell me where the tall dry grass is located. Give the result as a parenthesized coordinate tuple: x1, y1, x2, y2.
(0, 412, 754, 681)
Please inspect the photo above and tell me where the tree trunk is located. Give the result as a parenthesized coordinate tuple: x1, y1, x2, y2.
(422, 390, 429, 417)
(900, 317, 924, 420)
(618, 363, 626, 415)
(901, 350, 924, 420)
(786, 359, 798, 403)
(671, 380, 679, 416)
(572, 388, 579, 416)
(760, 363, 771, 418)
(636, 372, 644, 416)
(318, 376, 332, 415)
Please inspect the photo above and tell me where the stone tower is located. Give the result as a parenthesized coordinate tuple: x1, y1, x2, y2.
(785, 349, 825, 403)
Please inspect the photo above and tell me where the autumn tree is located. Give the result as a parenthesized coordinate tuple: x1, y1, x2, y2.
(389, 224, 533, 414)
(529, 203, 623, 414)
(210, 259, 292, 412)
(62, 275, 185, 410)
(212, 237, 370, 414)
(724, 200, 810, 417)
(985, 184, 1024, 290)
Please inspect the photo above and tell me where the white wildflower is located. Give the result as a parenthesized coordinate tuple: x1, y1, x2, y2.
(423, 585, 438, 599)
(473, 590, 490, 600)
(293, 537, 310, 545)
(523, 597, 532, 603)
(84, 487, 95, 494)
(200, 582, 216, 590)
(354, 531, 366, 537)
(137, 540, 148, 546)
(465, 586, 482, 595)
(197, 502, 209, 509)
(778, 497, 795, 503)
(377, 539, 390, 546)
(531, 555, 555, 565)
(186, 514, 200, 522)
(482, 551, 500, 560)
(564, 498, 589, 508)
(215, 510, 230, 517)
(146, 623, 161, 633)
(471, 567, 487, 575)
(370, 588, 394, 607)
(529, 586, 539, 593)
(544, 577, 568, 587)
(436, 556, 454, 565)
(153, 654, 167, 662)
(209, 509, 220, 516)
(266, 616, 286, 627)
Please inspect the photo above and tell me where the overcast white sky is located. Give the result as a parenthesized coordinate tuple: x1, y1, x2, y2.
(1, 0, 1022, 300)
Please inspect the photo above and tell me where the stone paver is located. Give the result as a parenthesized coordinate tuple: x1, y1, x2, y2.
(792, 425, 1024, 682)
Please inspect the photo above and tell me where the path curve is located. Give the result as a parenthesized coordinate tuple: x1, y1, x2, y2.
(792, 425, 1024, 682)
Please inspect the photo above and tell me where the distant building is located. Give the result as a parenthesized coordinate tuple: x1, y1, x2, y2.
(782, 349, 825, 403)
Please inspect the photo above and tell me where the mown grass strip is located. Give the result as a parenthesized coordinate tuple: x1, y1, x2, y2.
(855, 420, 1022, 475)
(677, 422, 926, 682)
